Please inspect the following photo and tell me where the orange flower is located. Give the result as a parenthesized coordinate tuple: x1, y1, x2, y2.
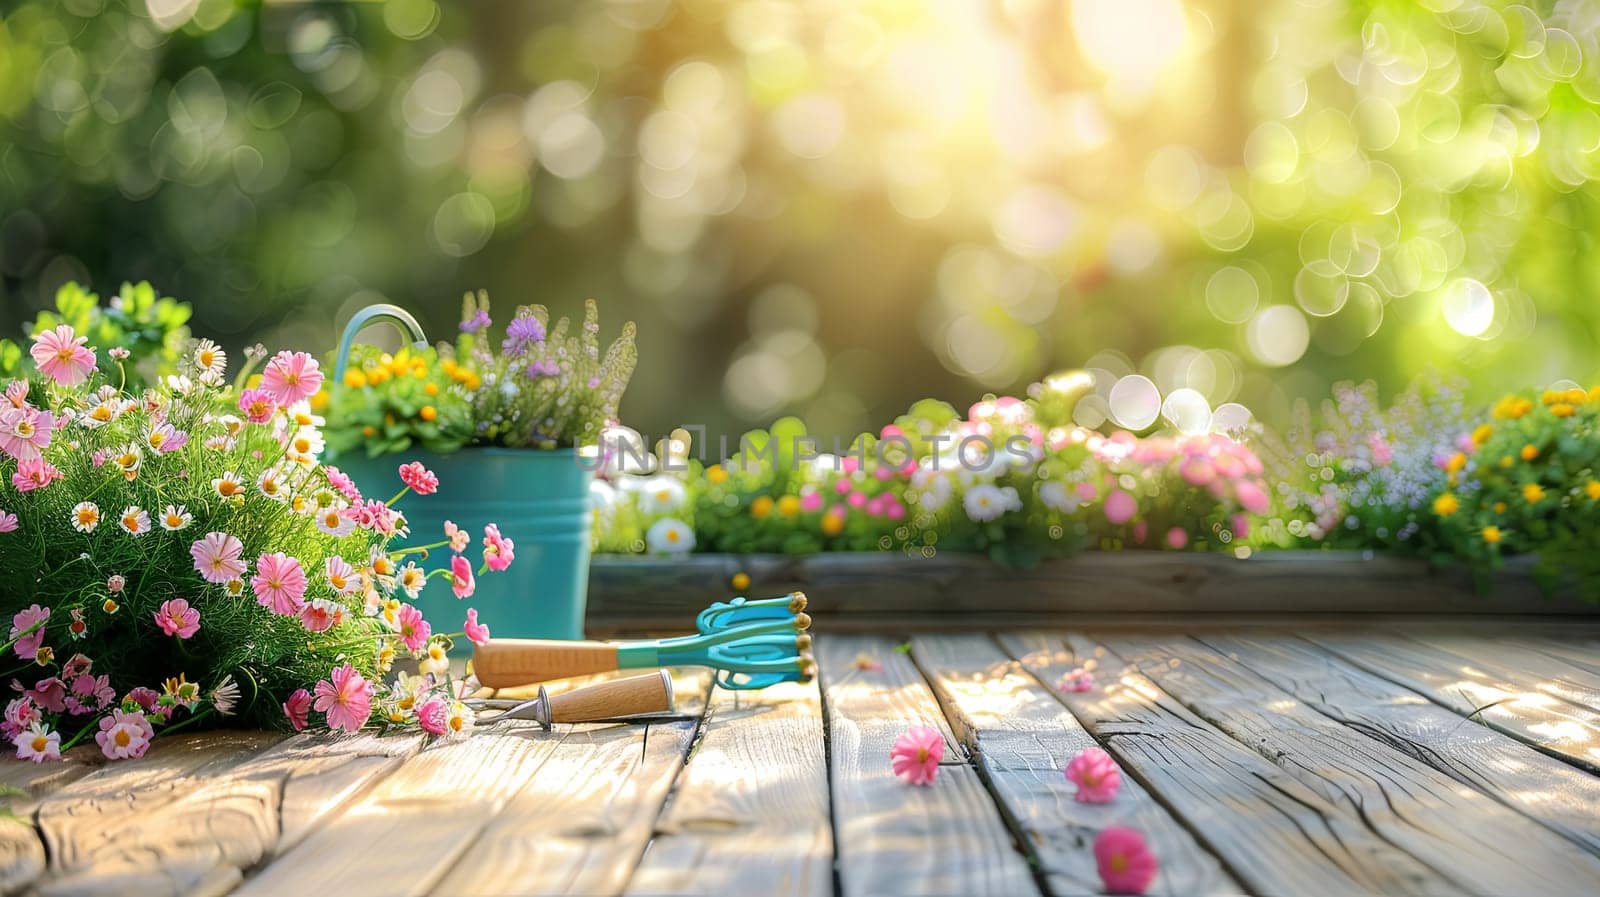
(1522, 483, 1545, 503)
(1550, 403, 1575, 418)
(419, 405, 438, 422)
(750, 495, 774, 519)
(1520, 444, 1538, 461)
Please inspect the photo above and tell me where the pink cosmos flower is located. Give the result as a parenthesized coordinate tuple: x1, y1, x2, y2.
(0, 406, 54, 462)
(153, 598, 201, 639)
(396, 603, 431, 653)
(12, 458, 63, 493)
(444, 520, 470, 553)
(125, 687, 160, 714)
(251, 552, 308, 615)
(1165, 527, 1188, 550)
(416, 697, 448, 736)
(0, 511, 16, 533)
(800, 492, 824, 513)
(324, 466, 361, 502)
(30, 324, 97, 387)
(1065, 746, 1122, 803)
(259, 351, 323, 405)
(1059, 667, 1095, 692)
(450, 555, 475, 599)
(70, 673, 115, 711)
(1231, 513, 1250, 540)
(283, 688, 312, 732)
(1094, 827, 1158, 895)
(1234, 479, 1270, 514)
(9, 605, 49, 661)
(237, 388, 278, 424)
(313, 663, 373, 734)
(3, 381, 26, 409)
(3, 697, 39, 741)
(889, 724, 944, 786)
(463, 608, 490, 646)
(25, 678, 66, 713)
(482, 524, 515, 572)
(95, 709, 154, 760)
(1104, 490, 1137, 525)
(398, 461, 439, 495)
(191, 532, 246, 584)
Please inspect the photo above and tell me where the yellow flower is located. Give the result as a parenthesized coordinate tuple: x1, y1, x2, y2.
(1445, 452, 1467, 474)
(1520, 444, 1538, 461)
(310, 389, 329, 412)
(419, 405, 438, 422)
(1522, 483, 1545, 503)
(820, 511, 845, 536)
(1492, 502, 1506, 514)
(1588, 385, 1600, 403)
(1541, 389, 1561, 406)
(101, 599, 119, 615)
(424, 382, 440, 397)
(1550, 403, 1575, 418)
(1471, 424, 1494, 445)
(1513, 398, 1533, 418)
(344, 370, 368, 388)
(777, 495, 801, 518)
(1564, 387, 1587, 405)
(1482, 525, 1502, 544)
(706, 465, 728, 486)
(1499, 455, 1514, 469)
(1431, 493, 1459, 517)
(731, 572, 751, 591)
(1587, 481, 1600, 501)
(368, 367, 390, 385)
(750, 495, 774, 519)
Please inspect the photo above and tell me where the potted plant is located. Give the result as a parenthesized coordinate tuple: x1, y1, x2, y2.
(323, 292, 637, 640)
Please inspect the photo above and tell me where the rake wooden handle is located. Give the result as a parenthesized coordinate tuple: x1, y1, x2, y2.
(474, 639, 620, 689)
(547, 671, 675, 722)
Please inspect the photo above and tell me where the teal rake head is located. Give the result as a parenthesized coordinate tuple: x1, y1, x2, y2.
(622, 591, 814, 690)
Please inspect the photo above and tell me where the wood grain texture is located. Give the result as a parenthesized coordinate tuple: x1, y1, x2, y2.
(1317, 632, 1600, 773)
(910, 634, 1238, 897)
(821, 634, 1039, 897)
(584, 552, 1593, 631)
(432, 720, 697, 896)
(235, 725, 569, 897)
(32, 730, 282, 897)
(0, 818, 42, 897)
(1000, 632, 1458, 897)
(1198, 632, 1600, 855)
(1406, 632, 1600, 714)
(626, 681, 832, 897)
(1104, 633, 1600, 897)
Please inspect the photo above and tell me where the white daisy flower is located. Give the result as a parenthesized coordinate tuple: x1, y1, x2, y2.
(159, 504, 193, 531)
(70, 501, 100, 533)
(646, 517, 695, 554)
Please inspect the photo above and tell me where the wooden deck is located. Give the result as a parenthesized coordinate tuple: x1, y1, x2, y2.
(5, 623, 1600, 896)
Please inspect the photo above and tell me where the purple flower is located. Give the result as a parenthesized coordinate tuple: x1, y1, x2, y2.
(460, 309, 491, 334)
(524, 359, 560, 378)
(502, 315, 546, 356)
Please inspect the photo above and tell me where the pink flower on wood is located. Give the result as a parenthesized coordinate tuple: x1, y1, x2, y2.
(313, 663, 373, 733)
(1094, 827, 1158, 895)
(30, 325, 97, 387)
(259, 350, 323, 405)
(1059, 667, 1095, 692)
(463, 608, 490, 646)
(450, 555, 475, 599)
(889, 724, 944, 786)
(482, 524, 515, 572)
(398, 461, 439, 495)
(251, 552, 307, 615)
(417, 697, 448, 736)
(95, 709, 153, 760)
(153, 598, 201, 639)
(283, 688, 312, 731)
(1065, 746, 1121, 803)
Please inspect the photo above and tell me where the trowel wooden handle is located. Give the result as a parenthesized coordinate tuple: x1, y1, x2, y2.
(548, 671, 675, 722)
(474, 639, 619, 689)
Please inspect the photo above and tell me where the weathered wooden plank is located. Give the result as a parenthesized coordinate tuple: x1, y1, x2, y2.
(1199, 632, 1600, 856)
(626, 680, 831, 897)
(431, 720, 697, 896)
(1317, 632, 1600, 772)
(1001, 632, 1460, 897)
(0, 818, 42, 897)
(31, 730, 282, 897)
(910, 634, 1238, 897)
(1105, 633, 1600, 897)
(235, 725, 569, 897)
(585, 552, 1593, 631)
(820, 634, 1039, 897)
(1407, 632, 1600, 714)
(1508, 635, 1600, 678)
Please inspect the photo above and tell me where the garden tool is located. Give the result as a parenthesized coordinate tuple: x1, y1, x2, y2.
(473, 592, 814, 690)
(468, 670, 678, 730)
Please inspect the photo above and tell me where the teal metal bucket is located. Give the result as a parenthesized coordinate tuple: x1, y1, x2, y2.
(337, 448, 596, 642)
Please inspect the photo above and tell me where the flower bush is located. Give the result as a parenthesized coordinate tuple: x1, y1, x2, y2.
(1, 281, 191, 387)
(0, 310, 512, 761)
(1431, 385, 1600, 598)
(324, 291, 637, 457)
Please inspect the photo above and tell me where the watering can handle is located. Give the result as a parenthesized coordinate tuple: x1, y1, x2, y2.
(334, 304, 430, 381)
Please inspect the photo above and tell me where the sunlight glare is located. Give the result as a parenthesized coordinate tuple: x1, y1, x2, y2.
(1071, 0, 1189, 92)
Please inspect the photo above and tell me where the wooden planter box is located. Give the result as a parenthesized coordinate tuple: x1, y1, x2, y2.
(586, 551, 1597, 631)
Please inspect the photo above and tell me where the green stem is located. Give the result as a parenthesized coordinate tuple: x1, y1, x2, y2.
(158, 707, 215, 736)
(58, 717, 100, 752)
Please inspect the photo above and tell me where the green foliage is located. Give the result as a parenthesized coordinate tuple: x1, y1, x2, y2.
(27, 282, 191, 388)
